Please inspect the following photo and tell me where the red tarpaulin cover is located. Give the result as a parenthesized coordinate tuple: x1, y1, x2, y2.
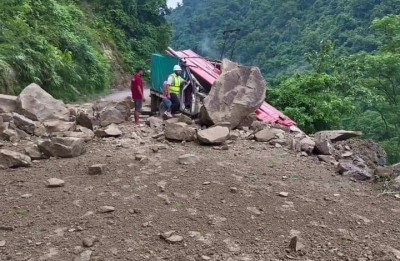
(169, 49, 298, 128)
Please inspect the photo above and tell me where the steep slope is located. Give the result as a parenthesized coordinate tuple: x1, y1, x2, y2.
(0, 0, 171, 101)
(169, 0, 400, 82)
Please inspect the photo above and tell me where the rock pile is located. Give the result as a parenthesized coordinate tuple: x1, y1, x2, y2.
(0, 83, 133, 168)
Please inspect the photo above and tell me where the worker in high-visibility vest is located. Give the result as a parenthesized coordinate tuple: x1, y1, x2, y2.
(164, 65, 185, 117)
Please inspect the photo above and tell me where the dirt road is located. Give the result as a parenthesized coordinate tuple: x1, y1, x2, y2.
(1, 122, 400, 261)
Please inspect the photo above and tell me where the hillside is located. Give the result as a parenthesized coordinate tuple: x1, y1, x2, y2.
(0, 0, 171, 101)
(169, 0, 400, 82)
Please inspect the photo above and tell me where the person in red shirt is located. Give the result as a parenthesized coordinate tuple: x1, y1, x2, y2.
(131, 67, 145, 126)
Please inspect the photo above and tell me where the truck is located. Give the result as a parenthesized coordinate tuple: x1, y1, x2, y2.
(149, 47, 299, 131)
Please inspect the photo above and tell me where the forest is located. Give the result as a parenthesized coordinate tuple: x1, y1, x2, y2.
(170, 0, 400, 163)
(0, 0, 171, 101)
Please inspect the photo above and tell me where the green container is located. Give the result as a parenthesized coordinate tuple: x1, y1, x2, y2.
(150, 54, 179, 94)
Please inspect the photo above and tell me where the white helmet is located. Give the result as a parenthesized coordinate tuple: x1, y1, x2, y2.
(173, 65, 182, 71)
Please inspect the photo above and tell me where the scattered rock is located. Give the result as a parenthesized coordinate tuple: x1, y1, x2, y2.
(17, 83, 70, 121)
(74, 250, 92, 261)
(255, 128, 285, 142)
(197, 126, 230, 145)
(0, 94, 17, 113)
(289, 236, 305, 252)
(63, 126, 95, 142)
(315, 140, 333, 155)
(337, 161, 372, 180)
(230, 187, 238, 193)
(0, 129, 20, 142)
(25, 145, 47, 160)
(99, 107, 125, 127)
(95, 123, 122, 137)
(165, 121, 196, 141)
(76, 111, 94, 130)
(199, 59, 266, 129)
(317, 155, 336, 164)
(0, 149, 32, 168)
(82, 237, 98, 248)
(178, 154, 199, 165)
(88, 164, 106, 175)
(12, 113, 36, 134)
(341, 151, 354, 158)
(147, 116, 164, 129)
(278, 192, 289, 197)
(46, 178, 65, 188)
(250, 121, 268, 132)
(98, 206, 115, 213)
(392, 176, 400, 191)
(0, 240, 6, 247)
(315, 130, 362, 143)
(299, 136, 315, 154)
(160, 231, 183, 244)
(38, 137, 86, 158)
(43, 119, 76, 133)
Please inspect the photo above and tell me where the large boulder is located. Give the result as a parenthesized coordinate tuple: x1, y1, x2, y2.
(17, 83, 70, 122)
(314, 130, 362, 143)
(25, 145, 48, 160)
(12, 113, 36, 134)
(197, 126, 230, 145)
(76, 111, 94, 130)
(94, 98, 131, 123)
(38, 137, 86, 158)
(43, 119, 76, 133)
(0, 94, 18, 113)
(165, 120, 196, 141)
(0, 149, 31, 168)
(99, 107, 125, 127)
(315, 140, 334, 155)
(299, 136, 316, 154)
(200, 60, 266, 129)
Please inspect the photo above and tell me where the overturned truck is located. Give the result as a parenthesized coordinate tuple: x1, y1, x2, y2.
(150, 47, 299, 131)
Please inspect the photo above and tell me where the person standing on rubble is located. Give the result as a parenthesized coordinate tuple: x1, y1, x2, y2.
(165, 65, 185, 116)
(131, 67, 145, 126)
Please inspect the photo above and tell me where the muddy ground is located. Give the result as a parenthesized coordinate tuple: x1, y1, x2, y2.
(1, 122, 400, 261)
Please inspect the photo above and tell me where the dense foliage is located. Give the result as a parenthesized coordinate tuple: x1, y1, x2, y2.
(169, 0, 400, 83)
(0, 0, 171, 101)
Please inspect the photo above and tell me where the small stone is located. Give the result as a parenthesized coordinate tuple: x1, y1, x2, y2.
(230, 187, 238, 193)
(279, 192, 289, 197)
(166, 235, 183, 243)
(202, 256, 211, 260)
(341, 151, 354, 158)
(82, 237, 97, 247)
(289, 236, 305, 252)
(0, 226, 14, 231)
(203, 181, 211, 185)
(98, 206, 115, 213)
(178, 154, 199, 165)
(88, 164, 106, 175)
(21, 193, 32, 198)
(46, 178, 65, 188)
(0, 240, 5, 247)
(74, 250, 92, 261)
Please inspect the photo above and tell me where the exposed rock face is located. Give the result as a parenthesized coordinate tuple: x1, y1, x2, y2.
(0, 94, 18, 113)
(17, 83, 70, 122)
(165, 120, 196, 141)
(38, 137, 86, 158)
(197, 126, 230, 145)
(0, 149, 32, 168)
(95, 124, 122, 137)
(255, 128, 285, 142)
(200, 60, 266, 129)
(315, 130, 362, 143)
(43, 119, 76, 133)
(12, 113, 36, 135)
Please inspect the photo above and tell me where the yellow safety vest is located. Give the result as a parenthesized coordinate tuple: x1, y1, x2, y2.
(169, 74, 181, 94)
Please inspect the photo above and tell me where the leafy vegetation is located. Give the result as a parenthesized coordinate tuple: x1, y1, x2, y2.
(0, 0, 171, 101)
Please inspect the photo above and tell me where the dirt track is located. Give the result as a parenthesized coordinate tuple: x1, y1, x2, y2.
(1, 122, 400, 261)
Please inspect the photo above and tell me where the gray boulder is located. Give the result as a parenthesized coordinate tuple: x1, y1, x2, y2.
(337, 160, 372, 180)
(197, 126, 230, 145)
(99, 107, 125, 127)
(0, 94, 17, 113)
(255, 128, 285, 142)
(38, 137, 86, 158)
(299, 136, 316, 154)
(76, 111, 94, 130)
(1, 129, 20, 142)
(17, 83, 70, 122)
(315, 140, 334, 155)
(178, 154, 200, 165)
(165, 121, 196, 141)
(42, 119, 76, 133)
(25, 145, 48, 160)
(315, 130, 362, 143)
(12, 113, 36, 135)
(147, 116, 164, 129)
(95, 123, 122, 138)
(200, 60, 266, 129)
(0, 149, 31, 168)
(63, 126, 94, 141)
